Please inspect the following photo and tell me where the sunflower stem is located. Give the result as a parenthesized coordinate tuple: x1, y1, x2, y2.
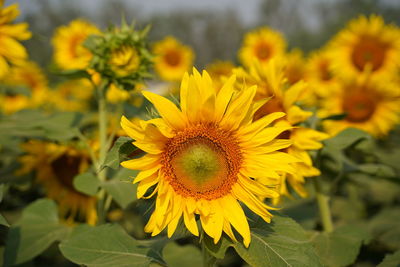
(201, 241, 216, 267)
(96, 80, 110, 224)
(313, 178, 333, 233)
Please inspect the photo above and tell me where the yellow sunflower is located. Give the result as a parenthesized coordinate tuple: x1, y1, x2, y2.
(109, 45, 140, 77)
(284, 49, 306, 85)
(329, 15, 400, 80)
(238, 27, 286, 68)
(153, 36, 194, 82)
(304, 48, 339, 101)
(0, 0, 31, 78)
(319, 75, 400, 137)
(234, 59, 328, 202)
(0, 94, 29, 114)
(51, 78, 94, 111)
(205, 60, 235, 91)
(120, 68, 298, 247)
(52, 19, 101, 70)
(4, 61, 49, 107)
(17, 140, 97, 225)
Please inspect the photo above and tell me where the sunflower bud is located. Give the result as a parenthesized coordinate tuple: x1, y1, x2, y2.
(84, 21, 153, 90)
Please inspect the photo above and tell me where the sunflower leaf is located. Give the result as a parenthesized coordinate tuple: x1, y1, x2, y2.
(377, 250, 400, 267)
(4, 199, 71, 267)
(204, 213, 322, 266)
(59, 224, 161, 267)
(310, 225, 370, 267)
(101, 169, 138, 208)
(73, 172, 100, 196)
(162, 242, 203, 267)
(369, 208, 400, 251)
(102, 136, 136, 170)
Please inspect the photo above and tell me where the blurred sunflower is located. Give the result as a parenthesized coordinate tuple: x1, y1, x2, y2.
(152, 36, 194, 82)
(121, 68, 298, 247)
(17, 140, 97, 225)
(284, 49, 306, 85)
(319, 76, 400, 137)
(51, 78, 94, 111)
(106, 83, 131, 104)
(109, 45, 140, 77)
(205, 60, 235, 91)
(52, 19, 101, 70)
(0, 94, 29, 114)
(238, 27, 286, 68)
(235, 60, 328, 202)
(0, 0, 31, 78)
(329, 15, 400, 80)
(4, 61, 49, 106)
(305, 48, 339, 101)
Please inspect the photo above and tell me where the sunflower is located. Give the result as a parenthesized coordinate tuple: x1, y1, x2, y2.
(106, 83, 131, 104)
(0, 0, 31, 78)
(305, 48, 339, 101)
(51, 78, 94, 111)
(234, 59, 328, 202)
(205, 60, 235, 91)
(17, 140, 97, 225)
(238, 27, 286, 68)
(329, 15, 400, 80)
(4, 61, 49, 107)
(153, 36, 194, 82)
(284, 49, 306, 85)
(52, 19, 101, 70)
(109, 45, 140, 77)
(319, 75, 400, 137)
(120, 68, 298, 247)
(0, 94, 29, 114)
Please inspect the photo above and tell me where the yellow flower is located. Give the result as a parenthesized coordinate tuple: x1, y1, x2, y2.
(120, 68, 298, 247)
(106, 83, 131, 103)
(0, 1, 31, 78)
(4, 61, 49, 107)
(52, 19, 100, 70)
(234, 60, 328, 202)
(109, 45, 140, 77)
(205, 60, 235, 91)
(51, 78, 94, 111)
(17, 140, 97, 225)
(285, 49, 306, 85)
(238, 27, 286, 68)
(0, 94, 29, 114)
(319, 76, 400, 137)
(153, 36, 194, 82)
(304, 48, 339, 102)
(329, 15, 400, 80)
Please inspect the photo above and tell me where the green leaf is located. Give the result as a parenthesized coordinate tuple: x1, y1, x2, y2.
(369, 208, 400, 250)
(4, 199, 70, 266)
(73, 172, 100, 196)
(103, 136, 137, 170)
(310, 225, 370, 267)
(377, 250, 400, 267)
(323, 128, 370, 150)
(358, 163, 396, 178)
(0, 213, 9, 226)
(0, 110, 81, 142)
(59, 224, 159, 267)
(102, 169, 137, 208)
(205, 213, 322, 267)
(162, 242, 202, 267)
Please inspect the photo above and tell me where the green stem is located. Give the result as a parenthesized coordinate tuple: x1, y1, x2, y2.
(313, 178, 334, 233)
(201, 238, 216, 267)
(96, 81, 109, 224)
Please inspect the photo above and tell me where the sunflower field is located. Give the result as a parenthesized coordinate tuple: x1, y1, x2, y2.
(1, 0, 400, 266)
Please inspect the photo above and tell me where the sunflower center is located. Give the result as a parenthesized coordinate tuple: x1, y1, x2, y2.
(351, 35, 388, 71)
(162, 124, 242, 200)
(254, 42, 272, 60)
(342, 90, 376, 122)
(51, 153, 81, 191)
(164, 50, 182, 67)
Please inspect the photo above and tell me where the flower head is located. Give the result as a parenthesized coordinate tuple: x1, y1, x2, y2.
(328, 15, 400, 80)
(121, 68, 298, 247)
(238, 27, 286, 68)
(52, 19, 100, 70)
(153, 36, 194, 82)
